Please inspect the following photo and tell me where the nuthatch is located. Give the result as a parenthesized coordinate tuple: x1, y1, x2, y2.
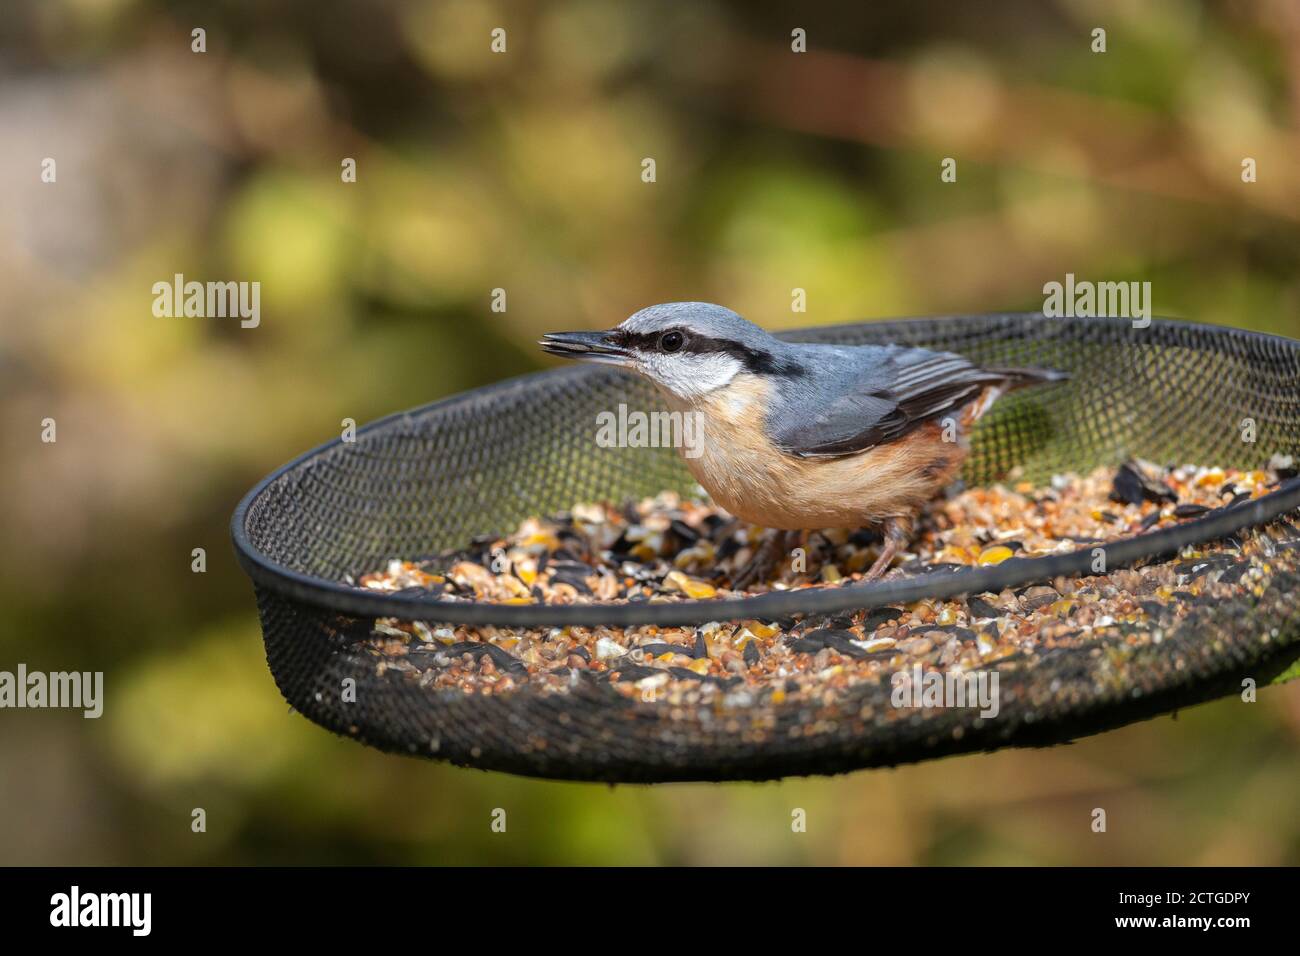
(541, 302, 1065, 587)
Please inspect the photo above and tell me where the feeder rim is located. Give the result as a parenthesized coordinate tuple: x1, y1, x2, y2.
(231, 312, 1300, 627)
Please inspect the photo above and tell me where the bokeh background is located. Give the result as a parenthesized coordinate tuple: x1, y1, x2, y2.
(2, 0, 1299, 865)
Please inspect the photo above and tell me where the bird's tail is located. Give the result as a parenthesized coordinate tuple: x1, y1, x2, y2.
(984, 365, 1070, 391)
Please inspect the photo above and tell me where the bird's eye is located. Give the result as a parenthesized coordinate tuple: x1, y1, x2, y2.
(659, 330, 685, 353)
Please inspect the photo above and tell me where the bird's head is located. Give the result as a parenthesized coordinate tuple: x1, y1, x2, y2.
(540, 302, 794, 400)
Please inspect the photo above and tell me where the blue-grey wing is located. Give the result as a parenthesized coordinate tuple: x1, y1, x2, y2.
(770, 346, 1000, 459)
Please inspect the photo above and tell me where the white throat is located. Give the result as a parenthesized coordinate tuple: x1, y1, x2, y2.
(642, 351, 744, 401)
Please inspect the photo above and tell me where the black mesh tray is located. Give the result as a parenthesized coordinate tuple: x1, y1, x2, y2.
(232, 313, 1300, 781)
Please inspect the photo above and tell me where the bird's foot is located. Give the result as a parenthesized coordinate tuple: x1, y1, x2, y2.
(731, 529, 798, 591)
(862, 516, 912, 583)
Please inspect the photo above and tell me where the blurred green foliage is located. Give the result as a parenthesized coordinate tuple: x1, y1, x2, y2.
(1, 0, 1298, 864)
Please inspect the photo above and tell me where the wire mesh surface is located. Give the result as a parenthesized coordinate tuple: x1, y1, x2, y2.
(233, 314, 1300, 781)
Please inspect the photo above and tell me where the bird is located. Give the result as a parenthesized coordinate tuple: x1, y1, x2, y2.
(540, 302, 1066, 589)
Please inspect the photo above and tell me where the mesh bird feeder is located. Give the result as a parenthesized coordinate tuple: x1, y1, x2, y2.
(232, 314, 1300, 782)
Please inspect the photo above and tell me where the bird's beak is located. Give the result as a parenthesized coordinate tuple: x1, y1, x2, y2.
(539, 330, 631, 366)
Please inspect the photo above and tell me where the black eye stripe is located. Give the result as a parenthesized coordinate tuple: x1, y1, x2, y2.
(610, 328, 805, 377)
(610, 329, 672, 352)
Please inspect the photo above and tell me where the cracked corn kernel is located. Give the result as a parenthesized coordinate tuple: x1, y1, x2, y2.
(940, 545, 974, 564)
(522, 531, 560, 550)
(514, 560, 537, 586)
(673, 542, 714, 568)
(703, 630, 730, 659)
(664, 570, 717, 599)
(978, 546, 1014, 565)
(500, 574, 531, 598)
(1195, 468, 1225, 487)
